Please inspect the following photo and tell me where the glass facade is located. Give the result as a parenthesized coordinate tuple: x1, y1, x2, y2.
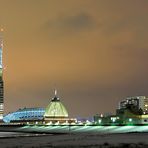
(0, 39, 4, 120)
(3, 108, 45, 123)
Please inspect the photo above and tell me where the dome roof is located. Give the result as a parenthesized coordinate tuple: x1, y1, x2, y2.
(44, 90, 68, 118)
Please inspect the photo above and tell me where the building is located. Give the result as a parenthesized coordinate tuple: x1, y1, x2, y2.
(93, 96, 148, 125)
(44, 90, 75, 124)
(3, 90, 76, 124)
(93, 114, 120, 125)
(3, 108, 45, 123)
(115, 96, 148, 125)
(119, 96, 148, 114)
(0, 30, 4, 120)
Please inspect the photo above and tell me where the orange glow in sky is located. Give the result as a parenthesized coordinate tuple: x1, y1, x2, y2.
(0, 0, 148, 117)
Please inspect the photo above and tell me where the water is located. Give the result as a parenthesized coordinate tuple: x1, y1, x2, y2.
(0, 132, 48, 138)
(0, 132, 148, 147)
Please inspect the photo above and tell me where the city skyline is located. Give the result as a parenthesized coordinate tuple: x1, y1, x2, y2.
(0, 0, 148, 117)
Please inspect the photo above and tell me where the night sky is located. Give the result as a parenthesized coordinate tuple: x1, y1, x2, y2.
(0, 0, 148, 117)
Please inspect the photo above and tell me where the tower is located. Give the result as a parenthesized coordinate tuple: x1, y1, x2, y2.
(0, 29, 4, 120)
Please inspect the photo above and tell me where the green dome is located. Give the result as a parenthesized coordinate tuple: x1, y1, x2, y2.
(44, 92, 68, 118)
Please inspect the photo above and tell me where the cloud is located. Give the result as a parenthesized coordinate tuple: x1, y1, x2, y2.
(43, 13, 97, 36)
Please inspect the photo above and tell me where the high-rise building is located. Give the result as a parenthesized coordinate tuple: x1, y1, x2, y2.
(0, 30, 4, 120)
(119, 96, 148, 114)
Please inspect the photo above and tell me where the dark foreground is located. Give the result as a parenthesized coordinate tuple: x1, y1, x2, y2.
(0, 132, 148, 148)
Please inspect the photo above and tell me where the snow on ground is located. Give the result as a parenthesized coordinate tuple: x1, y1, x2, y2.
(0, 132, 148, 147)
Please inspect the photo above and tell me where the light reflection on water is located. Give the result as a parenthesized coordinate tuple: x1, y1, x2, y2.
(0, 132, 48, 138)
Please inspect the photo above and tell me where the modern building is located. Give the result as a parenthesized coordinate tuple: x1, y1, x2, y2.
(0, 30, 4, 120)
(3, 108, 45, 123)
(44, 90, 76, 124)
(119, 96, 148, 114)
(93, 96, 148, 125)
(115, 96, 148, 124)
(3, 90, 76, 124)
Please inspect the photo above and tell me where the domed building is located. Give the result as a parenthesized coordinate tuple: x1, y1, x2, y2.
(44, 92, 68, 118)
(44, 90, 75, 124)
(3, 90, 76, 125)
(3, 107, 45, 123)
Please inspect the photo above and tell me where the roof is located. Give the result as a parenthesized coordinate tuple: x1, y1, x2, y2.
(44, 95, 68, 118)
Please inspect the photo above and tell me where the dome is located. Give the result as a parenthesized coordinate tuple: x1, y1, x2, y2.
(3, 107, 45, 123)
(44, 90, 68, 118)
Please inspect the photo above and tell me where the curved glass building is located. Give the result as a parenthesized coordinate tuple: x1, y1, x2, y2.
(3, 90, 75, 124)
(3, 108, 45, 123)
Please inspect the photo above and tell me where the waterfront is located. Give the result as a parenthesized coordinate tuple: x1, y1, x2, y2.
(0, 132, 148, 147)
(0, 131, 48, 138)
(2, 124, 148, 134)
